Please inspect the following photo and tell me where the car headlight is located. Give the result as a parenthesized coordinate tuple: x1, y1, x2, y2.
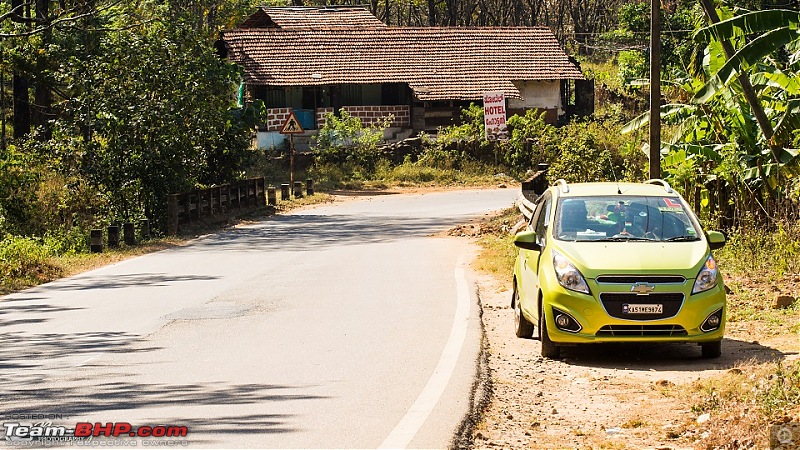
(553, 251, 590, 294)
(692, 255, 719, 294)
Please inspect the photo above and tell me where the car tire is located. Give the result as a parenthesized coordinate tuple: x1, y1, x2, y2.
(701, 341, 722, 358)
(513, 286, 534, 339)
(540, 303, 560, 359)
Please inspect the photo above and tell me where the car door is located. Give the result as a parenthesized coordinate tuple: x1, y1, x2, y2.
(518, 193, 552, 319)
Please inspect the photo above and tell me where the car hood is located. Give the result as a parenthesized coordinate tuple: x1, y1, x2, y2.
(552, 240, 709, 279)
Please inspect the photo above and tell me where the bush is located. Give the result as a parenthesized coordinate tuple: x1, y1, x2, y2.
(617, 50, 647, 86)
(716, 220, 800, 279)
(312, 109, 389, 176)
(0, 235, 61, 292)
(43, 227, 91, 256)
(504, 109, 559, 171)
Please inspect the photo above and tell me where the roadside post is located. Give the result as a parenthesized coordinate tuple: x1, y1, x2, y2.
(280, 111, 305, 197)
(107, 225, 120, 248)
(293, 181, 303, 198)
(90, 229, 103, 253)
(140, 219, 150, 241)
(123, 222, 135, 246)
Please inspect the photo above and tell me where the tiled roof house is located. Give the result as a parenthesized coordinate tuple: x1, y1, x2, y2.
(218, 6, 585, 141)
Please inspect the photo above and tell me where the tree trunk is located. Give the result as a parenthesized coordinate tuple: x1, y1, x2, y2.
(11, 0, 31, 138)
(426, 0, 437, 25)
(32, 0, 52, 139)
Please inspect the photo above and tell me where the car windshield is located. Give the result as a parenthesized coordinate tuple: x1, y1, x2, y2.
(554, 196, 701, 242)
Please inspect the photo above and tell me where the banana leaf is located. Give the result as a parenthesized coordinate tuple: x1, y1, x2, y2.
(694, 27, 800, 103)
(694, 9, 800, 43)
(621, 104, 697, 134)
(773, 98, 800, 145)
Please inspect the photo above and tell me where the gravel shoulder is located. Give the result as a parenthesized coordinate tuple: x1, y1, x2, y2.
(467, 249, 799, 450)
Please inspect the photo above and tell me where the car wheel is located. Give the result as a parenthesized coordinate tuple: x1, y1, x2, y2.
(513, 286, 534, 339)
(701, 341, 722, 358)
(540, 303, 560, 359)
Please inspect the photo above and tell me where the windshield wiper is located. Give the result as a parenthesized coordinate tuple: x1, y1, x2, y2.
(595, 236, 653, 242)
(664, 235, 701, 242)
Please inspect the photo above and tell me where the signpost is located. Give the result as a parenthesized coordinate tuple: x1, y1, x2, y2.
(280, 111, 305, 194)
(483, 92, 508, 141)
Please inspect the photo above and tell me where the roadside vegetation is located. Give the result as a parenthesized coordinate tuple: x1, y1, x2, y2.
(1, 0, 799, 444)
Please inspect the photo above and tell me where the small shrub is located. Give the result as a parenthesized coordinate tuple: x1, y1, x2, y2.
(0, 235, 61, 291)
(617, 50, 647, 86)
(717, 220, 800, 279)
(43, 227, 91, 256)
(312, 109, 389, 176)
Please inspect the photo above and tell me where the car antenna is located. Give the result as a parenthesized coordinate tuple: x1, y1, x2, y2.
(606, 152, 622, 194)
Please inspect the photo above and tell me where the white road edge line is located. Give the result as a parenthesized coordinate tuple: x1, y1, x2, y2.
(378, 264, 471, 449)
(76, 353, 103, 367)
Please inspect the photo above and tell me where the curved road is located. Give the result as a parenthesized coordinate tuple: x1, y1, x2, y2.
(0, 188, 517, 448)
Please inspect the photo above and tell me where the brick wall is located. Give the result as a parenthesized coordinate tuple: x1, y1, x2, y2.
(316, 105, 411, 129)
(264, 108, 293, 131)
(268, 105, 412, 131)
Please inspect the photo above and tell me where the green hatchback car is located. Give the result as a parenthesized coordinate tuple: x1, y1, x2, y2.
(512, 179, 727, 359)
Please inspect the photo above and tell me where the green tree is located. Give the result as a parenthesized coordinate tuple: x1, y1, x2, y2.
(622, 6, 800, 225)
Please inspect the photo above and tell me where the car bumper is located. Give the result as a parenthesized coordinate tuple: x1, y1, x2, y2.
(543, 284, 726, 344)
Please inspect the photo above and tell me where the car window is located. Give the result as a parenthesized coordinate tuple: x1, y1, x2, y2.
(533, 194, 551, 245)
(555, 196, 701, 242)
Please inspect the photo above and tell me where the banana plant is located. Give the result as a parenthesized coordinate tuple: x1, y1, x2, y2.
(623, 6, 800, 204)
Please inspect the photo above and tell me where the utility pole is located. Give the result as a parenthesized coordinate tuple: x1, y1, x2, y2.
(649, 0, 661, 179)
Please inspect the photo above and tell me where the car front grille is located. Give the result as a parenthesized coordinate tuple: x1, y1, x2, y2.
(599, 292, 684, 320)
(596, 324, 688, 337)
(595, 275, 686, 284)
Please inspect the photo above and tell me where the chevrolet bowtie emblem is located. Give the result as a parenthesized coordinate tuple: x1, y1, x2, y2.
(631, 283, 655, 294)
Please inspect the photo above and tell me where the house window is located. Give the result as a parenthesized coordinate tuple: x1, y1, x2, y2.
(382, 83, 402, 104)
(252, 86, 286, 108)
(342, 84, 362, 105)
(302, 87, 326, 109)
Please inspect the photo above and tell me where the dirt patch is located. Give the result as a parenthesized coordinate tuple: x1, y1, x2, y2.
(468, 265, 799, 449)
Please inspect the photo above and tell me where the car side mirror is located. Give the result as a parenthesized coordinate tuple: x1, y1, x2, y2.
(514, 230, 541, 251)
(706, 231, 726, 250)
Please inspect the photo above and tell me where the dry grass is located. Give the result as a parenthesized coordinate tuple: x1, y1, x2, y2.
(671, 360, 800, 449)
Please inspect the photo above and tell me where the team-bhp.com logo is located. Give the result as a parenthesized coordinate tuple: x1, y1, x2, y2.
(4, 422, 188, 443)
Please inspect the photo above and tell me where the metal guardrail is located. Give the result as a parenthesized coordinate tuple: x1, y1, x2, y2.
(167, 178, 266, 234)
(517, 193, 536, 221)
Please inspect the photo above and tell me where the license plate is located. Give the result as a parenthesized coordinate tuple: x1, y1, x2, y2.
(623, 304, 663, 314)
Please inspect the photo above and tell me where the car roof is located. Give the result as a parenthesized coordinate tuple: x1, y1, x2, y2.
(549, 182, 681, 198)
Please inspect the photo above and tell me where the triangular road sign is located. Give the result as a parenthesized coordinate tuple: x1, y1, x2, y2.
(280, 112, 305, 134)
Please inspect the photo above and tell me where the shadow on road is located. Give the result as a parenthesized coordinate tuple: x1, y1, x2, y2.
(2, 380, 325, 420)
(186, 214, 465, 253)
(0, 330, 323, 437)
(0, 330, 160, 368)
(0, 302, 84, 327)
(25, 273, 222, 292)
(166, 413, 302, 438)
(557, 337, 789, 371)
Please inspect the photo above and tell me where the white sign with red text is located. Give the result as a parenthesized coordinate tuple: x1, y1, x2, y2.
(483, 92, 508, 141)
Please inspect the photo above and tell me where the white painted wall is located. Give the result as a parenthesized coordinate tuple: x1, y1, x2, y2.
(508, 81, 562, 113)
(256, 131, 287, 150)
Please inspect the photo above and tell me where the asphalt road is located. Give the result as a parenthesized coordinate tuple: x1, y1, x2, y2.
(0, 188, 517, 449)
